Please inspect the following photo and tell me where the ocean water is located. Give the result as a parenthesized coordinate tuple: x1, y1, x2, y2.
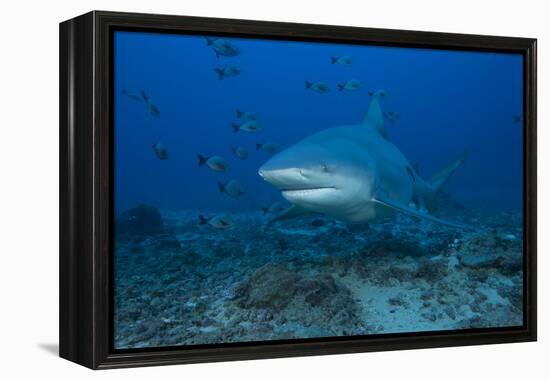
(113, 30, 524, 350)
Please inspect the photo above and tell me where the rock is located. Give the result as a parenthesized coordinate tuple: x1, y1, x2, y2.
(457, 232, 522, 275)
(416, 258, 448, 282)
(497, 284, 523, 311)
(388, 294, 409, 308)
(310, 219, 325, 227)
(387, 265, 414, 282)
(298, 275, 339, 307)
(228, 264, 365, 336)
(235, 263, 300, 310)
(345, 222, 370, 234)
(422, 312, 437, 322)
(444, 305, 456, 320)
(152, 234, 181, 252)
(116, 204, 164, 240)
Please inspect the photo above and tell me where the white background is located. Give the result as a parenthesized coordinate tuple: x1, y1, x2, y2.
(0, 0, 547, 378)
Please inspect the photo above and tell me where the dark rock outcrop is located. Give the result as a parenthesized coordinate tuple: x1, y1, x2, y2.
(116, 204, 164, 240)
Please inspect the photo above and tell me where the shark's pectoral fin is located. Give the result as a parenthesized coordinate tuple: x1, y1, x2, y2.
(267, 205, 313, 224)
(372, 196, 465, 229)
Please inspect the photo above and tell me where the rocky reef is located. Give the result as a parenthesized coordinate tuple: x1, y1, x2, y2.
(115, 204, 165, 241)
(113, 207, 524, 349)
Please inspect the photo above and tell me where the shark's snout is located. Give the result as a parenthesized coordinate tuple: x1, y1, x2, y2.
(258, 164, 303, 189)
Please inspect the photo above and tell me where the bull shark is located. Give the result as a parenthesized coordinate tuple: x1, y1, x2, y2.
(258, 97, 468, 227)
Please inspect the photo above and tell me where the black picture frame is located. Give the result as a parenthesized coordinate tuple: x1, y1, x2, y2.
(59, 10, 537, 369)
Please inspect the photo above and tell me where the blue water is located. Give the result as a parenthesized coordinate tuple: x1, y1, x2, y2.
(113, 30, 524, 350)
(114, 31, 523, 214)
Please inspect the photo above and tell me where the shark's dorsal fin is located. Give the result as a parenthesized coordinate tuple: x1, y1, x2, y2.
(362, 97, 388, 139)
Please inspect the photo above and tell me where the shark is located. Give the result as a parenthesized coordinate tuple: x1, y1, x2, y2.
(258, 97, 468, 227)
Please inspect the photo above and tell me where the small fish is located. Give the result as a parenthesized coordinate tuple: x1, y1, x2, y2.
(141, 91, 160, 117)
(330, 56, 353, 65)
(121, 89, 142, 101)
(214, 64, 240, 80)
(383, 111, 400, 123)
(256, 142, 278, 154)
(261, 202, 286, 216)
(205, 37, 241, 58)
(197, 154, 230, 172)
(305, 81, 330, 93)
(198, 214, 234, 229)
(218, 179, 245, 199)
(232, 120, 261, 133)
(204, 37, 219, 45)
(231, 146, 248, 160)
(513, 115, 523, 123)
(368, 89, 388, 99)
(337, 79, 362, 91)
(152, 143, 169, 160)
(235, 109, 257, 120)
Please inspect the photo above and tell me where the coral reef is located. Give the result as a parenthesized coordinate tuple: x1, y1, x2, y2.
(113, 208, 524, 349)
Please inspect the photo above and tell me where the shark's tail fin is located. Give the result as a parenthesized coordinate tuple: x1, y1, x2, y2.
(205, 37, 216, 46)
(305, 81, 312, 89)
(235, 109, 243, 118)
(261, 207, 269, 215)
(330, 56, 337, 64)
(428, 150, 469, 193)
(337, 83, 344, 91)
(198, 215, 208, 225)
(217, 181, 226, 193)
(231, 124, 240, 133)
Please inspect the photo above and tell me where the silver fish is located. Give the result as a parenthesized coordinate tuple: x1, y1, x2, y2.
(231, 146, 248, 160)
(141, 91, 160, 117)
(198, 214, 234, 229)
(383, 111, 400, 124)
(256, 142, 278, 154)
(205, 37, 241, 58)
(235, 109, 257, 120)
(214, 64, 240, 80)
(337, 79, 362, 91)
(152, 143, 169, 160)
(121, 89, 142, 101)
(218, 179, 245, 199)
(330, 55, 353, 65)
(368, 89, 388, 99)
(305, 81, 330, 93)
(197, 154, 230, 172)
(232, 120, 261, 133)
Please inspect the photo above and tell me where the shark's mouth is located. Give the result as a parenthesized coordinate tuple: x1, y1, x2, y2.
(281, 187, 337, 197)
